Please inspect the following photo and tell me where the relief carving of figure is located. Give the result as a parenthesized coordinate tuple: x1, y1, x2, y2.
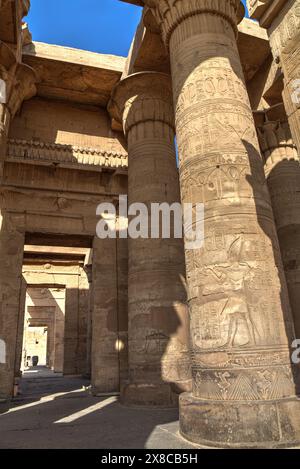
(195, 236, 260, 349)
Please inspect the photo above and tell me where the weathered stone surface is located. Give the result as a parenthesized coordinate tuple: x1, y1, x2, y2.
(23, 42, 126, 107)
(1, 0, 300, 449)
(142, 0, 300, 447)
(0, 11, 128, 402)
(248, 0, 300, 152)
(255, 103, 300, 341)
(109, 72, 191, 406)
(91, 237, 125, 394)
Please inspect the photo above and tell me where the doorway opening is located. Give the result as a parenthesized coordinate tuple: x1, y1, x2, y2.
(14, 233, 93, 398)
(21, 285, 66, 376)
(23, 326, 48, 368)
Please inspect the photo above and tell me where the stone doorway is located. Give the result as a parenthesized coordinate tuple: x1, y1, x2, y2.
(23, 326, 48, 368)
(13, 237, 93, 397)
(21, 286, 66, 373)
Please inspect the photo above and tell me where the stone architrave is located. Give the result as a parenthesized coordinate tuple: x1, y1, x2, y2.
(144, 0, 300, 447)
(109, 72, 191, 407)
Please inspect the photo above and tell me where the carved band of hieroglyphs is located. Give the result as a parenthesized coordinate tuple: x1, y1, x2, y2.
(6, 139, 128, 169)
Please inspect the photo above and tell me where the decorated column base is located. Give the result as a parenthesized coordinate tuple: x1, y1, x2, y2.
(121, 375, 192, 408)
(120, 382, 180, 408)
(180, 392, 300, 448)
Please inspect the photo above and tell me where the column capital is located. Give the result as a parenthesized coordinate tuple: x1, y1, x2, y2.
(7, 62, 37, 118)
(254, 103, 297, 153)
(83, 263, 93, 284)
(108, 71, 175, 136)
(1, 41, 37, 125)
(0, 41, 16, 75)
(254, 103, 298, 173)
(143, 0, 245, 48)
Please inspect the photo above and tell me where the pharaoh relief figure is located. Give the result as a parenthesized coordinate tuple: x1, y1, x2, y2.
(192, 235, 260, 350)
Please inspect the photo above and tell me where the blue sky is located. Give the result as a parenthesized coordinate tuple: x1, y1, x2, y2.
(26, 0, 249, 57)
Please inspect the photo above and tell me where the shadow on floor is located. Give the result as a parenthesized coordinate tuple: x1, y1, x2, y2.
(0, 370, 196, 449)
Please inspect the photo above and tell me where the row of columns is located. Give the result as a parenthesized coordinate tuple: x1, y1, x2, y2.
(0, 0, 299, 448)
(110, 0, 300, 447)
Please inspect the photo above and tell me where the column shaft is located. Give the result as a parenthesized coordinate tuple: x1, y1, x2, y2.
(255, 104, 300, 340)
(146, 0, 300, 446)
(268, 0, 300, 152)
(91, 237, 121, 394)
(83, 263, 93, 378)
(0, 41, 36, 409)
(109, 72, 191, 407)
(0, 227, 25, 405)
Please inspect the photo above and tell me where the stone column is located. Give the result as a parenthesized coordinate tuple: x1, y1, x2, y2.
(255, 103, 300, 340)
(91, 236, 121, 394)
(269, 0, 300, 153)
(145, 0, 300, 446)
(0, 43, 36, 408)
(0, 226, 25, 406)
(53, 295, 65, 374)
(14, 277, 27, 379)
(247, 0, 300, 152)
(0, 42, 15, 179)
(83, 262, 93, 378)
(109, 72, 191, 407)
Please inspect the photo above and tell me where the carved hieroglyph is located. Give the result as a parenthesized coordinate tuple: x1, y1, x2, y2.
(255, 103, 300, 342)
(144, 0, 300, 447)
(247, 0, 300, 153)
(6, 139, 128, 170)
(279, 3, 300, 154)
(109, 72, 191, 406)
(269, 0, 300, 154)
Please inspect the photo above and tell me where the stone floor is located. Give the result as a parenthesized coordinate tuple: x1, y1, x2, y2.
(0, 367, 196, 449)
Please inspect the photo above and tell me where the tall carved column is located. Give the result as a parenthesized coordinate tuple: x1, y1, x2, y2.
(255, 103, 300, 340)
(145, 0, 300, 446)
(269, 0, 300, 153)
(247, 0, 300, 152)
(0, 42, 36, 407)
(109, 72, 191, 406)
(0, 42, 16, 179)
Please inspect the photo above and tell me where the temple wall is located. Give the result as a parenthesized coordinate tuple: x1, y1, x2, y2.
(0, 94, 129, 400)
(9, 97, 127, 153)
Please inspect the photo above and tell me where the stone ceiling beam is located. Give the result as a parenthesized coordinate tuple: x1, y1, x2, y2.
(22, 42, 126, 107)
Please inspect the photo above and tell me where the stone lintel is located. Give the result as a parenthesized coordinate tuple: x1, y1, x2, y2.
(238, 18, 271, 81)
(253, 102, 288, 126)
(119, 0, 144, 5)
(122, 16, 170, 78)
(22, 42, 127, 107)
(247, 0, 288, 28)
(23, 42, 126, 72)
(123, 15, 270, 83)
